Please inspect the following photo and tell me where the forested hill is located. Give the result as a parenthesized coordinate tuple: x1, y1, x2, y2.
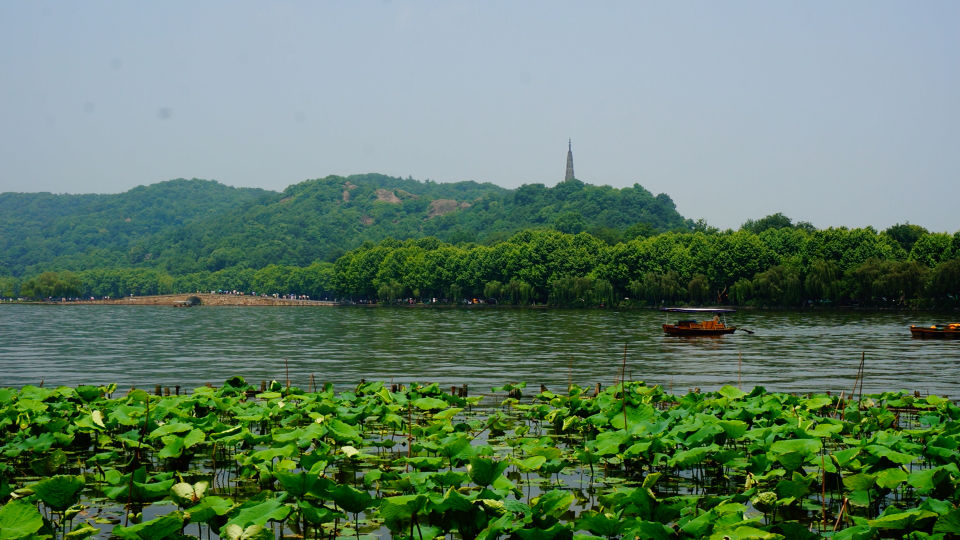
(0, 174, 690, 276)
(0, 179, 273, 277)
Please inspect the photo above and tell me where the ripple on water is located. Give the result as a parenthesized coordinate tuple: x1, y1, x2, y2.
(1, 305, 958, 397)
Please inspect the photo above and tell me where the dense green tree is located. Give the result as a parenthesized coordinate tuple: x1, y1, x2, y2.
(752, 265, 803, 306)
(20, 271, 82, 299)
(909, 233, 954, 267)
(884, 222, 929, 253)
(804, 259, 842, 303)
(553, 211, 587, 234)
(0, 276, 19, 298)
(926, 258, 960, 303)
(687, 273, 712, 303)
(741, 212, 794, 233)
(873, 260, 926, 304)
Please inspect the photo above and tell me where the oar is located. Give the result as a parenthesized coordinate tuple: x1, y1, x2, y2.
(737, 327, 755, 334)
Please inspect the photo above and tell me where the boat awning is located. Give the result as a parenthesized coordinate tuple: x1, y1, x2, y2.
(660, 307, 736, 313)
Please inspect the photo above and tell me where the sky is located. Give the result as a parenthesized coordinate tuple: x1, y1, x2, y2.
(1, 2, 958, 232)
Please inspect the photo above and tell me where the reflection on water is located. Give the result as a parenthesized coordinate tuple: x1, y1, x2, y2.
(1, 305, 958, 397)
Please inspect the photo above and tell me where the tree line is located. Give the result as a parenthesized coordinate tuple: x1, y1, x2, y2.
(4, 221, 959, 308)
(1, 175, 689, 277)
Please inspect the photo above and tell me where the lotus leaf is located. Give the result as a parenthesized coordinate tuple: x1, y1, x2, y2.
(295, 500, 341, 527)
(222, 523, 274, 540)
(31, 474, 84, 511)
(804, 422, 842, 441)
(768, 438, 821, 470)
(103, 467, 176, 502)
(468, 457, 509, 487)
(224, 495, 291, 530)
(713, 524, 784, 539)
(324, 417, 360, 442)
(30, 447, 67, 476)
(513, 522, 572, 540)
(678, 508, 715, 537)
(669, 444, 718, 468)
(112, 512, 185, 540)
(170, 480, 208, 506)
(185, 495, 234, 524)
(380, 494, 429, 533)
(576, 510, 622, 537)
(864, 444, 917, 466)
(437, 433, 474, 464)
(875, 467, 908, 489)
(433, 406, 463, 420)
(847, 488, 872, 509)
(406, 456, 444, 471)
(621, 519, 675, 540)
(868, 507, 939, 531)
(843, 471, 878, 492)
(332, 483, 374, 515)
(64, 521, 99, 539)
(609, 403, 657, 430)
(433, 470, 468, 488)
(685, 422, 725, 447)
(515, 454, 547, 472)
(0, 499, 45, 539)
(933, 506, 960, 534)
(775, 474, 811, 500)
(593, 429, 629, 456)
(149, 422, 192, 439)
(908, 463, 960, 496)
(830, 524, 878, 540)
(719, 385, 747, 400)
(476, 512, 516, 540)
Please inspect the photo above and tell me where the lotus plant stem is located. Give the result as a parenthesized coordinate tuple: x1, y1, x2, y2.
(821, 453, 827, 531)
(621, 343, 628, 431)
(833, 497, 848, 531)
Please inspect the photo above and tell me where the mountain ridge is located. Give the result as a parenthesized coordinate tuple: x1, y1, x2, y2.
(0, 174, 690, 277)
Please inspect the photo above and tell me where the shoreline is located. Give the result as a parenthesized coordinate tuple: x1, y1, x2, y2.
(12, 293, 338, 307)
(2, 294, 958, 312)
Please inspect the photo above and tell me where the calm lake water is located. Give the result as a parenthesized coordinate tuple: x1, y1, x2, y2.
(1, 304, 959, 397)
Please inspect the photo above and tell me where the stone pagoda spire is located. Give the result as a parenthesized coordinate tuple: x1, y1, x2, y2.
(564, 139, 575, 181)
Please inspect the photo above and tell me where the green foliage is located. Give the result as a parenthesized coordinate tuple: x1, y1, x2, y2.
(4, 177, 958, 308)
(1, 174, 689, 279)
(2, 378, 960, 538)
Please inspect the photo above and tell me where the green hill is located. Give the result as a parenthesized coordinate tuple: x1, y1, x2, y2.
(0, 174, 691, 277)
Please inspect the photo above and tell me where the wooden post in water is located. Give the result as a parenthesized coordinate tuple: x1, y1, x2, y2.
(309, 373, 316, 394)
(175, 385, 180, 396)
(155, 385, 162, 396)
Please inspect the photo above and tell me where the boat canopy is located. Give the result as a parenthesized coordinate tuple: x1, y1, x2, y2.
(660, 307, 736, 314)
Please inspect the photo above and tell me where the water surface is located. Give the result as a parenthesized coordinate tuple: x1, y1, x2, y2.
(1, 304, 958, 397)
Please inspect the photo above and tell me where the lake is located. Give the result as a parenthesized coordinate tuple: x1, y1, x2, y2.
(1, 304, 958, 397)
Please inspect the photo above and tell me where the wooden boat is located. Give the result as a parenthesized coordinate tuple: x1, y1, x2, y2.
(910, 323, 960, 339)
(662, 308, 737, 336)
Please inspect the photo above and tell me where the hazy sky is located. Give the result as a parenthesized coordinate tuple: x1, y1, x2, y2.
(2, 2, 958, 232)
